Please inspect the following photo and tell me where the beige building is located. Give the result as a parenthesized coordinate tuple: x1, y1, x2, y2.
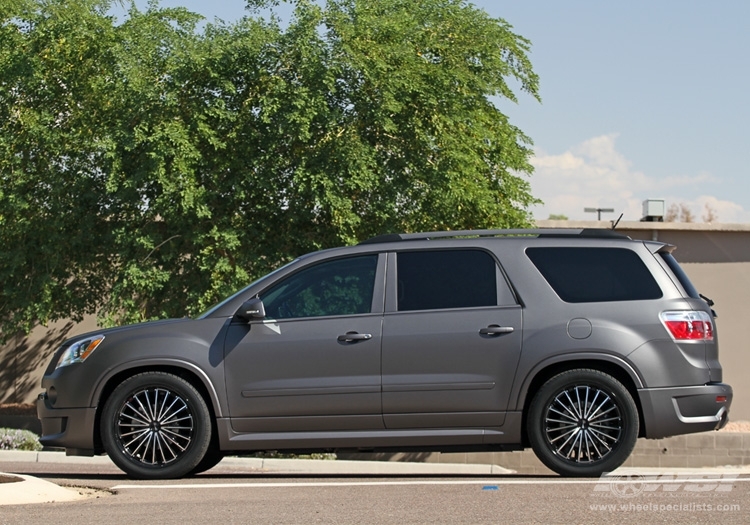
(2, 220, 749, 423)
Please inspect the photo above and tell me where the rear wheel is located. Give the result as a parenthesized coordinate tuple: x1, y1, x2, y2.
(101, 372, 212, 479)
(527, 369, 638, 477)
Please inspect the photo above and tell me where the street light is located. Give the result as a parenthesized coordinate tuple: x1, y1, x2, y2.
(584, 207, 615, 221)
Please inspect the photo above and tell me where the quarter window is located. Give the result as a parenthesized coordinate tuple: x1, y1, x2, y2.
(526, 247, 662, 303)
(397, 250, 498, 311)
(660, 252, 700, 299)
(261, 255, 378, 319)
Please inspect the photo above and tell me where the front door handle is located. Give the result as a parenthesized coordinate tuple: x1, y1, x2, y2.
(337, 332, 373, 343)
(479, 325, 515, 336)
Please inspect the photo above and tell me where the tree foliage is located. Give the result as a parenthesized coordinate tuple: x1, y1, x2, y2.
(665, 203, 695, 223)
(664, 202, 719, 224)
(0, 0, 540, 338)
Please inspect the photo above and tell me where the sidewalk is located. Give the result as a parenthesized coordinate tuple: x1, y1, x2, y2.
(0, 450, 514, 506)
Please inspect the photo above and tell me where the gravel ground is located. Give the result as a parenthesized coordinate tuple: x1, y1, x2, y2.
(0, 474, 22, 483)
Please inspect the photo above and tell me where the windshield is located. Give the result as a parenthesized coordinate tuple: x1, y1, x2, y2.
(197, 259, 299, 318)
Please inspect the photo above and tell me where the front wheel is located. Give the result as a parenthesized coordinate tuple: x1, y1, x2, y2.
(527, 369, 639, 477)
(101, 372, 213, 479)
(188, 449, 225, 476)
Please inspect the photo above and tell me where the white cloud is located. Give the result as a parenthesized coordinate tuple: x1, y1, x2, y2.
(528, 134, 750, 223)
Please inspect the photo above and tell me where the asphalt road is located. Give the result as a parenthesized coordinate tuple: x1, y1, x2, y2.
(1, 458, 749, 524)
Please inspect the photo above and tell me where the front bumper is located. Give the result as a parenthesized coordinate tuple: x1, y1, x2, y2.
(638, 382, 732, 439)
(37, 392, 97, 454)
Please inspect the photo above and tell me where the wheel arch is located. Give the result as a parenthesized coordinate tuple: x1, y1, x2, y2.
(516, 355, 646, 446)
(92, 361, 222, 454)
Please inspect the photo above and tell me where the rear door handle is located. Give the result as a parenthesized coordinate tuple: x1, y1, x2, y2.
(337, 332, 373, 343)
(479, 325, 515, 336)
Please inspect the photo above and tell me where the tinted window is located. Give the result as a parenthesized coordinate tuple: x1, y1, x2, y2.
(660, 252, 700, 299)
(261, 255, 377, 319)
(526, 247, 662, 303)
(397, 250, 497, 311)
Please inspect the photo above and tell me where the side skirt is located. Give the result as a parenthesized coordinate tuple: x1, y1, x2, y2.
(215, 412, 524, 453)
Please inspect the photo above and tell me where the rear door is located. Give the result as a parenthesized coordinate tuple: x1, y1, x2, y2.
(381, 249, 523, 429)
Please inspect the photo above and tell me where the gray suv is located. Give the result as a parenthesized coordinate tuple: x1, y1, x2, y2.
(37, 229, 732, 478)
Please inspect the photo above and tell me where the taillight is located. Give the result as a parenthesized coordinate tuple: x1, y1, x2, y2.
(660, 311, 714, 341)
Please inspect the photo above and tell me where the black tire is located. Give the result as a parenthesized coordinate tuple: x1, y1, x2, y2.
(101, 372, 212, 480)
(527, 369, 639, 477)
(188, 449, 225, 476)
(188, 424, 224, 476)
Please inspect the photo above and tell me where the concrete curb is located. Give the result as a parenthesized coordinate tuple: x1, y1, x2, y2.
(0, 450, 516, 505)
(0, 450, 514, 475)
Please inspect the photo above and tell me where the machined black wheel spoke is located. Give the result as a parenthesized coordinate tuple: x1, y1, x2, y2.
(589, 429, 615, 450)
(549, 405, 578, 422)
(583, 390, 602, 419)
(590, 415, 620, 425)
(547, 421, 579, 430)
(562, 391, 581, 418)
(123, 402, 151, 425)
(588, 402, 616, 422)
(548, 426, 578, 444)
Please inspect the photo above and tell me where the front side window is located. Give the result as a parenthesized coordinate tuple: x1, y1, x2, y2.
(526, 247, 662, 303)
(397, 250, 498, 311)
(261, 255, 378, 319)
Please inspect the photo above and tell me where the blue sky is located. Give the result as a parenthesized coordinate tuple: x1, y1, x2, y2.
(117, 1, 750, 223)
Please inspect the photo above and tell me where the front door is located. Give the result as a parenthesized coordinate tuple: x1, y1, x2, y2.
(224, 254, 385, 433)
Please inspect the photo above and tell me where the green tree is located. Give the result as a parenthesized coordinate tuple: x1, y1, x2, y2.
(1, 0, 122, 336)
(0, 0, 540, 339)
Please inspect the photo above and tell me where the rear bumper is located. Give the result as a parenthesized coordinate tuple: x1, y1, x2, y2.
(36, 393, 97, 453)
(638, 382, 732, 439)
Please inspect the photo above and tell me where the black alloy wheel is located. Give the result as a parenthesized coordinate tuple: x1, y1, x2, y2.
(527, 369, 639, 477)
(101, 372, 212, 479)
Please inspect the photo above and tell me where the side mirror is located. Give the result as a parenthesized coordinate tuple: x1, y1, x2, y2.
(236, 298, 266, 322)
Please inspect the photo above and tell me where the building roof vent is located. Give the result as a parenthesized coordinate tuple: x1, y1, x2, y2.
(641, 199, 665, 222)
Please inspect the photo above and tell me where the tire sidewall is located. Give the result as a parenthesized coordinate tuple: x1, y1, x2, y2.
(101, 372, 212, 480)
(528, 369, 639, 477)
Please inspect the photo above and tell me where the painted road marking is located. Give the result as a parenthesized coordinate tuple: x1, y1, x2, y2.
(113, 477, 750, 490)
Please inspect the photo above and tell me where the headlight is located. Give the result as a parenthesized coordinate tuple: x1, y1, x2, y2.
(55, 335, 105, 369)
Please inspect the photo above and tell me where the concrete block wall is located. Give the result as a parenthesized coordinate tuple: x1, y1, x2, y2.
(623, 432, 750, 470)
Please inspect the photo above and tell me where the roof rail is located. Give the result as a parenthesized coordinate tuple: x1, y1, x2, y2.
(359, 228, 630, 245)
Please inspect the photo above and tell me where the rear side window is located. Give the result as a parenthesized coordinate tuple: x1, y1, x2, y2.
(397, 250, 497, 311)
(526, 247, 662, 303)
